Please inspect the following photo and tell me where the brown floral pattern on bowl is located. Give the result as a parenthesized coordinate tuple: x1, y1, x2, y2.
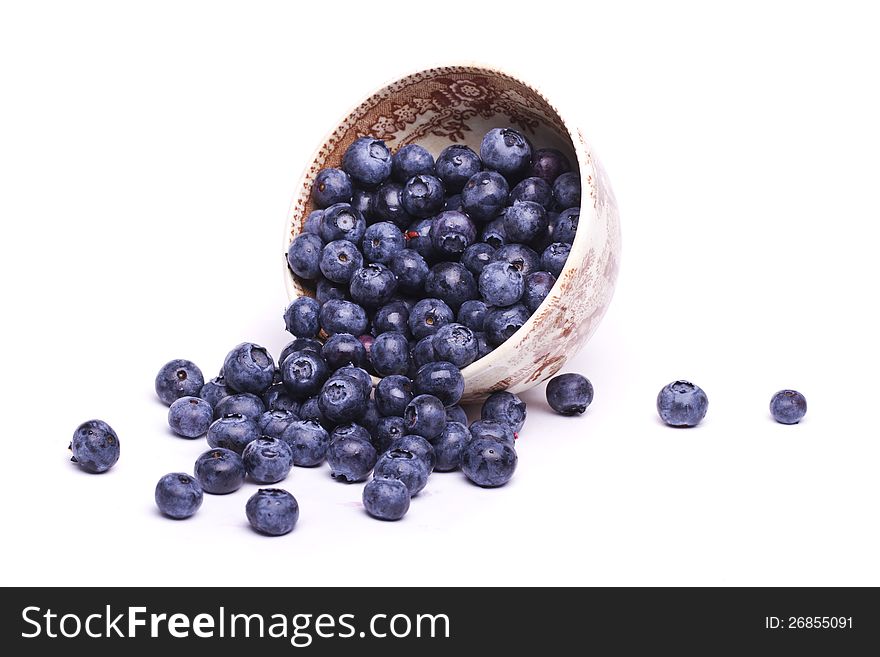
(284, 65, 620, 403)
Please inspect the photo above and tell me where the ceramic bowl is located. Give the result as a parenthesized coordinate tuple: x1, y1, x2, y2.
(283, 64, 620, 403)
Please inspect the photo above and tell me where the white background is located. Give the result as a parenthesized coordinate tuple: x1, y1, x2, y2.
(2, 0, 878, 587)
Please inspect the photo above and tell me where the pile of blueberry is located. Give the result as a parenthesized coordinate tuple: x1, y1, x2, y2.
(68, 127, 597, 534)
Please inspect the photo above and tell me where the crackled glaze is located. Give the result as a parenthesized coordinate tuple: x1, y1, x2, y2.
(283, 65, 620, 402)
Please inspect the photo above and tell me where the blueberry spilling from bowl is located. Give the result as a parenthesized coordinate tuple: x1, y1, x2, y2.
(77, 124, 596, 532)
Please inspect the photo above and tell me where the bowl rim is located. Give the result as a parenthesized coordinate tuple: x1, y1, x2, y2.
(281, 62, 602, 395)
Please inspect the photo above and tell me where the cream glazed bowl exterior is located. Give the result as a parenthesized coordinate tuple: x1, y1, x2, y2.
(283, 65, 620, 403)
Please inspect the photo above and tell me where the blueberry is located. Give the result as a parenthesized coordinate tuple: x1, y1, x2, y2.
(297, 395, 324, 423)
(481, 127, 532, 178)
(168, 396, 213, 438)
(480, 215, 507, 249)
(280, 349, 329, 399)
(425, 262, 478, 310)
(403, 394, 447, 440)
(414, 361, 465, 406)
(503, 200, 548, 244)
(545, 373, 593, 416)
(481, 391, 527, 433)
(373, 300, 410, 337)
(551, 207, 579, 244)
(360, 399, 381, 438)
(484, 303, 530, 346)
(404, 218, 436, 260)
(445, 404, 468, 426)
(214, 392, 266, 420)
(523, 271, 556, 312)
(375, 374, 414, 417)
(492, 243, 540, 277)
(319, 239, 363, 283)
(510, 176, 553, 208)
(320, 203, 367, 244)
(303, 209, 324, 235)
(312, 167, 352, 208)
(657, 380, 708, 427)
(389, 249, 429, 295)
(457, 300, 489, 332)
(375, 416, 407, 453)
(402, 174, 445, 218)
(243, 437, 293, 484)
(461, 243, 496, 276)
(474, 331, 493, 358)
(461, 439, 517, 487)
(462, 171, 510, 221)
(374, 449, 429, 495)
(412, 335, 437, 368)
(770, 389, 807, 424)
(363, 221, 405, 264)
(370, 332, 412, 376)
(351, 188, 375, 220)
(262, 383, 302, 414)
(445, 194, 463, 211)
(342, 137, 392, 188)
(468, 419, 516, 447)
(552, 171, 581, 209)
(258, 409, 298, 440)
(280, 338, 323, 366)
(327, 432, 377, 482)
(431, 421, 469, 472)
(283, 296, 321, 338)
(392, 144, 435, 182)
(408, 298, 454, 339)
(318, 375, 369, 424)
(374, 182, 413, 227)
(321, 333, 367, 370)
(281, 418, 330, 466)
(70, 419, 120, 473)
(246, 488, 299, 536)
(319, 299, 369, 336)
(430, 210, 477, 258)
(541, 242, 571, 278)
(207, 413, 261, 453)
(533, 211, 557, 252)
(531, 148, 571, 183)
(479, 261, 524, 307)
(287, 233, 324, 281)
(350, 263, 398, 308)
(431, 323, 478, 369)
(315, 277, 349, 304)
(155, 473, 203, 519)
(388, 434, 436, 472)
(194, 448, 246, 494)
(332, 365, 374, 399)
(155, 359, 204, 406)
(199, 375, 231, 408)
(363, 476, 411, 521)
(223, 342, 275, 395)
(435, 144, 481, 191)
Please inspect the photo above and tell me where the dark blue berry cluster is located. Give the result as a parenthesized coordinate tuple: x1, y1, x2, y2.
(287, 129, 580, 374)
(69, 131, 594, 529)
